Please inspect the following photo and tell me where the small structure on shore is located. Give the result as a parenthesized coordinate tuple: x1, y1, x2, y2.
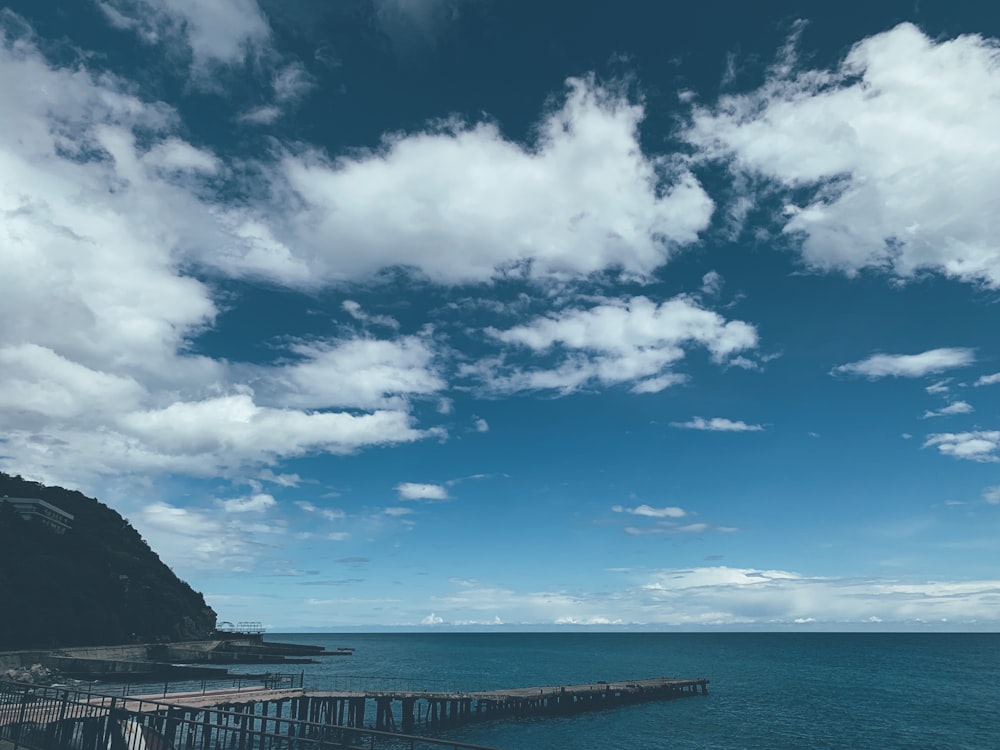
(214, 622, 266, 641)
(0, 496, 73, 534)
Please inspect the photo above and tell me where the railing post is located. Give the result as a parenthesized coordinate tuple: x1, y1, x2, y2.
(11, 687, 30, 750)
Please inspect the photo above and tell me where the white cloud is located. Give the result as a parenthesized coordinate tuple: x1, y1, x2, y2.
(135, 500, 276, 572)
(612, 504, 687, 518)
(219, 493, 276, 513)
(924, 431, 1000, 462)
(143, 138, 221, 174)
(700, 270, 723, 296)
(119, 395, 437, 463)
(832, 348, 975, 379)
(272, 61, 313, 103)
(0, 27, 454, 488)
(624, 522, 736, 536)
(266, 336, 444, 410)
(686, 23, 1000, 286)
(375, 567, 1000, 628)
(473, 417, 489, 433)
(671, 417, 764, 432)
(396, 482, 449, 501)
(0, 344, 146, 419)
(96, 0, 271, 69)
(922, 401, 974, 419)
(476, 295, 757, 395)
(342, 301, 400, 330)
(213, 77, 713, 285)
(239, 105, 282, 125)
(926, 380, 951, 395)
(975, 372, 1000, 387)
(420, 612, 445, 625)
(638, 567, 1000, 625)
(983, 487, 1000, 505)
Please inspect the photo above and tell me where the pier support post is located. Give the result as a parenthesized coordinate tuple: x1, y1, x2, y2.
(401, 698, 415, 732)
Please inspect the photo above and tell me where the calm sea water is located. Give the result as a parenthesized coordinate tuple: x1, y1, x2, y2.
(202, 633, 998, 749)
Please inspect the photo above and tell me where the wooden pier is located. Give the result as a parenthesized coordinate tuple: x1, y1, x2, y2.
(2, 676, 708, 750)
(128, 675, 709, 732)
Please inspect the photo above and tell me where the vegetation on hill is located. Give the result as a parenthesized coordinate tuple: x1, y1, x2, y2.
(0, 472, 216, 649)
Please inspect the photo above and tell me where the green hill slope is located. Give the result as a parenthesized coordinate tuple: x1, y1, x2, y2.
(0, 473, 216, 649)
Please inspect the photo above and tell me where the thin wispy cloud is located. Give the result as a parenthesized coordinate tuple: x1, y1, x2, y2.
(671, 417, 764, 432)
(612, 504, 687, 518)
(923, 401, 974, 418)
(832, 349, 975, 379)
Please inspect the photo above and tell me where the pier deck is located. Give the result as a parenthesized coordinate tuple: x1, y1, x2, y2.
(124, 675, 709, 731)
(2, 675, 708, 749)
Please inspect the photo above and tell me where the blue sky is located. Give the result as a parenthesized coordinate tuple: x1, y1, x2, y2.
(2, 0, 1000, 630)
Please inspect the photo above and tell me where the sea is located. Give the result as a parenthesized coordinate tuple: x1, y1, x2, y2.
(143, 632, 1000, 749)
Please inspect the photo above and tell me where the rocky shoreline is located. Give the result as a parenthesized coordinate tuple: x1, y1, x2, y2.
(1, 664, 56, 686)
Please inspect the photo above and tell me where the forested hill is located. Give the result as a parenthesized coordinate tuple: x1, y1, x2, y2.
(0, 472, 216, 649)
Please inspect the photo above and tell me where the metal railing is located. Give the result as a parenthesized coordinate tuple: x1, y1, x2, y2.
(0, 681, 499, 750)
(113, 672, 304, 698)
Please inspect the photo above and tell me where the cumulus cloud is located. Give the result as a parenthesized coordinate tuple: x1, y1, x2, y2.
(0, 25, 453, 486)
(474, 295, 757, 395)
(396, 482, 449, 501)
(120, 395, 437, 461)
(832, 349, 975, 379)
(686, 23, 1000, 286)
(671, 417, 764, 432)
(213, 77, 714, 285)
(265, 336, 444, 410)
(975, 372, 1000, 387)
(924, 431, 1000, 462)
(700, 270, 723, 296)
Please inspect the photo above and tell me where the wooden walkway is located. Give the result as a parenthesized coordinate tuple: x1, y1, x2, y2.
(126, 675, 709, 731)
(2, 676, 708, 750)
